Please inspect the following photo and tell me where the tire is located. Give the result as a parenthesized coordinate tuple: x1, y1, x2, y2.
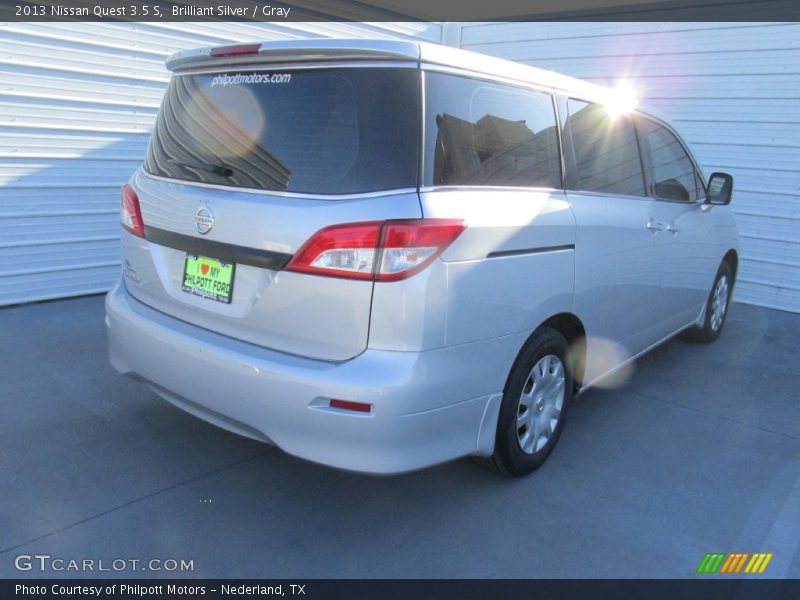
(686, 261, 733, 344)
(476, 327, 573, 477)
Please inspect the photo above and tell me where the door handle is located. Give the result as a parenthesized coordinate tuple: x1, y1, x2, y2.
(646, 220, 665, 231)
(667, 223, 680, 233)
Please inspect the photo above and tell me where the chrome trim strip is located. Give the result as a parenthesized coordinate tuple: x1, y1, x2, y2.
(144, 226, 292, 272)
(141, 171, 417, 201)
(564, 188, 652, 203)
(487, 244, 575, 259)
(419, 184, 564, 194)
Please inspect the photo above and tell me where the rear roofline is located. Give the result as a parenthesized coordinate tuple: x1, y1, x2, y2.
(166, 39, 613, 105)
(166, 39, 422, 72)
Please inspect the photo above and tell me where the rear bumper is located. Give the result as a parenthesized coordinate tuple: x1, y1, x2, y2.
(105, 281, 508, 474)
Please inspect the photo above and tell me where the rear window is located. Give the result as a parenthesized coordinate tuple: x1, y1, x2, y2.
(144, 68, 420, 194)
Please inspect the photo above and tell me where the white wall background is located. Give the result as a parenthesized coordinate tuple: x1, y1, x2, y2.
(0, 22, 442, 306)
(451, 22, 800, 313)
(1, 21, 798, 313)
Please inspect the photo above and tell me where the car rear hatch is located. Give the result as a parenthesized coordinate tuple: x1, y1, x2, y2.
(121, 43, 422, 361)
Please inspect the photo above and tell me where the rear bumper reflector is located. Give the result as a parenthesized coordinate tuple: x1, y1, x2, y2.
(329, 399, 372, 413)
(143, 226, 292, 271)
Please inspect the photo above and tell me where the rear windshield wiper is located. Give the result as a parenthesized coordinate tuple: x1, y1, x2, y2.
(173, 160, 234, 178)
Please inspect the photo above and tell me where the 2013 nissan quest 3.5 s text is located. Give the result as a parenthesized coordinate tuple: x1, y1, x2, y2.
(106, 39, 739, 476)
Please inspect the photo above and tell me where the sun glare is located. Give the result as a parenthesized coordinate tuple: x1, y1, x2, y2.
(604, 81, 639, 117)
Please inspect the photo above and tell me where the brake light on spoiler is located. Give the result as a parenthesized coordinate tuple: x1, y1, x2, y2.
(286, 219, 466, 282)
(210, 44, 262, 58)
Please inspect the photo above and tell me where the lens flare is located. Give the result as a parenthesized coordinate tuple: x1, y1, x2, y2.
(584, 337, 635, 389)
(604, 81, 639, 117)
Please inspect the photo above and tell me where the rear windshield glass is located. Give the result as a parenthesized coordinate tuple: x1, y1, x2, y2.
(144, 68, 420, 194)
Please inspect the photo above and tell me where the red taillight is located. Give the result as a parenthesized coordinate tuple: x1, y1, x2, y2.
(378, 220, 467, 282)
(329, 399, 372, 413)
(120, 183, 145, 238)
(285, 219, 466, 282)
(210, 44, 261, 58)
(287, 221, 382, 281)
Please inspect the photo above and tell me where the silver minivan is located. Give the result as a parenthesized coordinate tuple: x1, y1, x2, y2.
(106, 39, 739, 476)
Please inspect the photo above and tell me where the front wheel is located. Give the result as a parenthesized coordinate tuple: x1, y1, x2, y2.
(478, 327, 573, 477)
(688, 261, 733, 344)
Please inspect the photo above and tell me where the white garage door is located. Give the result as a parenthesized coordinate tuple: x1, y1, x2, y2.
(0, 21, 442, 306)
(455, 22, 800, 313)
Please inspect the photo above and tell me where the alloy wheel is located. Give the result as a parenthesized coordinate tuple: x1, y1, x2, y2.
(516, 355, 566, 455)
(710, 274, 729, 332)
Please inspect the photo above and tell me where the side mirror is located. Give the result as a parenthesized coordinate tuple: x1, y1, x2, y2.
(706, 172, 733, 205)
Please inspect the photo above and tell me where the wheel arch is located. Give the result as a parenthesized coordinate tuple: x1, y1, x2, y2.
(723, 248, 738, 284)
(539, 312, 587, 392)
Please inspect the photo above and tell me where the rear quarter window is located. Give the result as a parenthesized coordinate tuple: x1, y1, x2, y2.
(423, 72, 562, 189)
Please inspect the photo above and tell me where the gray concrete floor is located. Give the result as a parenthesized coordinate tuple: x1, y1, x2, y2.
(0, 295, 798, 579)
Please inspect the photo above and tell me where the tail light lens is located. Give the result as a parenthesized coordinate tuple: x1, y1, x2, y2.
(120, 184, 145, 238)
(286, 219, 466, 282)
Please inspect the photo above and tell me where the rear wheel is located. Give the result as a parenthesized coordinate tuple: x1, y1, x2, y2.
(687, 262, 733, 344)
(477, 327, 573, 477)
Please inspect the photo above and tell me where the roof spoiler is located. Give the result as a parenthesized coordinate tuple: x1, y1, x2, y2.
(166, 39, 422, 73)
(164, 38, 616, 110)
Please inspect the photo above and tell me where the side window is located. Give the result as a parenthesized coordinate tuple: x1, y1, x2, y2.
(564, 99, 646, 197)
(424, 72, 562, 188)
(637, 118, 699, 202)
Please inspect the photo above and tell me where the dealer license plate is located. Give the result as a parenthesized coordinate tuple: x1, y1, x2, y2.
(181, 255, 235, 304)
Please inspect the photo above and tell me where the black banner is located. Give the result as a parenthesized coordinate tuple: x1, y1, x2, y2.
(4, 579, 800, 600)
(1, 0, 799, 22)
